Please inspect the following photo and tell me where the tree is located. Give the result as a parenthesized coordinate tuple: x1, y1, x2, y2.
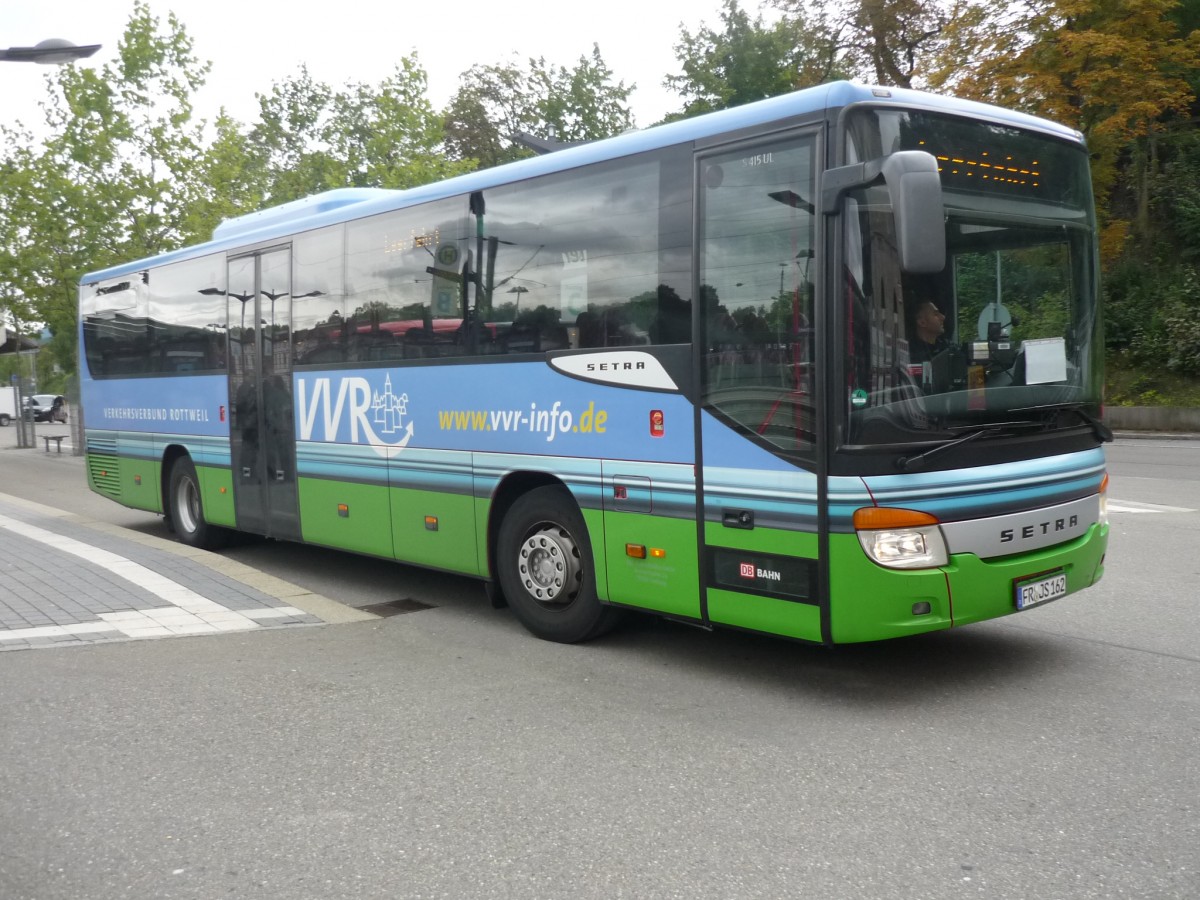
(665, 0, 842, 121)
(328, 56, 475, 190)
(0, 1, 213, 373)
(778, 0, 948, 88)
(443, 46, 636, 170)
(247, 56, 473, 206)
(179, 110, 270, 244)
(444, 60, 538, 169)
(928, 0, 1200, 260)
(244, 65, 339, 206)
(533, 45, 636, 141)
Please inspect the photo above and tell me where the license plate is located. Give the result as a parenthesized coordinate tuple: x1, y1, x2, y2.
(1014, 571, 1068, 610)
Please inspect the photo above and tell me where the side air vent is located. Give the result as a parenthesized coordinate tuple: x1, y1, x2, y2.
(86, 438, 121, 498)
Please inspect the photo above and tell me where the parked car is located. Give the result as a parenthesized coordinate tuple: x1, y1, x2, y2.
(23, 394, 68, 423)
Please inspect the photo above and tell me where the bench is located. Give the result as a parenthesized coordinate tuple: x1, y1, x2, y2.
(42, 435, 65, 453)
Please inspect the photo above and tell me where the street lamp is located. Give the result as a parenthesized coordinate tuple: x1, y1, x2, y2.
(506, 285, 529, 316)
(0, 39, 100, 64)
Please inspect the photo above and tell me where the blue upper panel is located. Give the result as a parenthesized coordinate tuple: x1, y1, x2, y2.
(82, 81, 1084, 284)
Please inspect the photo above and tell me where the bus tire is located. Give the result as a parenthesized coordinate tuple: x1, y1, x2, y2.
(168, 456, 226, 550)
(497, 485, 622, 643)
(0, 414, 9, 427)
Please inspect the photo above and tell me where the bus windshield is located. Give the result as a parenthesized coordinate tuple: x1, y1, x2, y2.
(839, 108, 1102, 457)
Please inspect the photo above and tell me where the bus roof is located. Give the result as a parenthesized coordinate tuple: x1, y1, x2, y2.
(82, 81, 1083, 284)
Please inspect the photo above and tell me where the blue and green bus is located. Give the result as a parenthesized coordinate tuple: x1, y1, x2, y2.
(79, 81, 1110, 644)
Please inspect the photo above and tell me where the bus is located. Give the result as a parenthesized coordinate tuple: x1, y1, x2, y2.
(78, 81, 1110, 645)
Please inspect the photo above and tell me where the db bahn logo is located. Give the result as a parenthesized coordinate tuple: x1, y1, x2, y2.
(739, 561, 783, 582)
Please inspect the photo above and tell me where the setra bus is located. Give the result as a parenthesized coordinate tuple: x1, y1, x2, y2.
(78, 81, 1110, 644)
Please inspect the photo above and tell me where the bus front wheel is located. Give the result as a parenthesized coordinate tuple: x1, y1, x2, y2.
(497, 486, 622, 643)
(168, 456, 226, 550)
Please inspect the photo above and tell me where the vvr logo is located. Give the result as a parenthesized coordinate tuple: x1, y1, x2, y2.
(297, 374, 414, 457)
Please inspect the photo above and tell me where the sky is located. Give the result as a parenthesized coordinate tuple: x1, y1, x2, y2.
(0, 0, 756, 136)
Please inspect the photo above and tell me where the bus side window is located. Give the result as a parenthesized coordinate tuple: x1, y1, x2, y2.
(483, 145, 690, 355)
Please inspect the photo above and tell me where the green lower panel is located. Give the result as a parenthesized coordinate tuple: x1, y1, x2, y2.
(707, 589, 822, 641)
(298, 477, 394, 558)
(391, 487, 480, 575)
(946, 523, 1108, 626)
(603, 512, 699, 618)
(197, 465, 236, 528)
(702, 522, 820, 638)
(703, 522, 819, 557)
(828, 533, 953, 643)
(119, 457, 162, 513)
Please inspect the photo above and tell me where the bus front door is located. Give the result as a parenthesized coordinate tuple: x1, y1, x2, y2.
(227, 247, 301, 541)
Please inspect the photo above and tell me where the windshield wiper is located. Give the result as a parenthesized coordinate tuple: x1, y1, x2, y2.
(1009, 403, 1113, 443)
(895, 421, 1043, 472)
(895, 427, 992, 472)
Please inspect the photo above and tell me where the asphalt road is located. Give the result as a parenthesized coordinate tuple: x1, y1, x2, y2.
(1, 435, 1197, 899)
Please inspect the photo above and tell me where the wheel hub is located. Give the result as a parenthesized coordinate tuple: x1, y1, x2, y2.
(517, 525, 580, 605)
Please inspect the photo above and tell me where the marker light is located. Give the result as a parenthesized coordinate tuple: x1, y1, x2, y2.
(1098, 473, 1109, 526)
(650, 410, 664, 438)
(854, 507, 948, 569)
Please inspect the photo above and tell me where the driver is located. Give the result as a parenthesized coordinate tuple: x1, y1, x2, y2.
(909, 300, 950, 363)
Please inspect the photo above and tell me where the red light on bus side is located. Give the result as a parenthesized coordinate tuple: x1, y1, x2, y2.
(219, 405, 226, 423)
(650, 409, 664, 437)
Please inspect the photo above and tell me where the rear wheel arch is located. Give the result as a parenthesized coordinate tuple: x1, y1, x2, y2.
(160, 444, 191, 520)
(165, 451, 227, 550)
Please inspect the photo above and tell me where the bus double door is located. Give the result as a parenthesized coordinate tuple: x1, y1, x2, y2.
(227, 247, 301, 540)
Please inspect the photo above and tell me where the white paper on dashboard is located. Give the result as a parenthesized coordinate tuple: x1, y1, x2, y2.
(1023, 337, 1068, 384)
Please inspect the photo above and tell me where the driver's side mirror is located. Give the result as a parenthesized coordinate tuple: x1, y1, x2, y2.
(881, 151, 946, 274)
(822, 149, 947, 274)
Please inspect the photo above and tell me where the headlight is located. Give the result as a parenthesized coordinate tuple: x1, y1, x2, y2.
(1098, 472, 1109, 526)
(854, 508, 948, 569)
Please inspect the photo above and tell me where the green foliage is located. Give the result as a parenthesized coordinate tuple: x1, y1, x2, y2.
(1105, 262, 1200, 376)
(771, 0, 949, 88)
(248, 57, 474, 206)
(1152, 131, 1200, 260)
(0, 1, 212, 372)
(444, 60, 538, 169)
(665, 0, 841, 120)
(444, 46, 635, 170)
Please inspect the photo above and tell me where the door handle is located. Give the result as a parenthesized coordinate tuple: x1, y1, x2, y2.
(722, 509, 754, 529)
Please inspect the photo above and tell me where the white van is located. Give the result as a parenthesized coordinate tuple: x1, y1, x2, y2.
(0, 385, 18, 426)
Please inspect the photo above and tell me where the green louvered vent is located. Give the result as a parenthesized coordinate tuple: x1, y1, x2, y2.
(86, 438, 121, 497)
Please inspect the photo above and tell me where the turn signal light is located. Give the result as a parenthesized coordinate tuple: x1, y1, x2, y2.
(853, 507, 938, 530)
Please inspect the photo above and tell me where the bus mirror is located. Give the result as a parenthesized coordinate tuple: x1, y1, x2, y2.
(881, 151, 945, 274)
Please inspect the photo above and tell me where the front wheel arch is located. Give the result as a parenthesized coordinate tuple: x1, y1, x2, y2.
(495, 484, 622, 643)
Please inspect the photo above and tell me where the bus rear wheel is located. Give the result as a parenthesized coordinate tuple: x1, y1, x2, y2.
(168, 456, 226, 550)
(497, 486, 622, 643)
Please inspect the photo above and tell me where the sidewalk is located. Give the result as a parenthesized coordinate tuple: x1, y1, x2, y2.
(0, 490, 373, 652)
